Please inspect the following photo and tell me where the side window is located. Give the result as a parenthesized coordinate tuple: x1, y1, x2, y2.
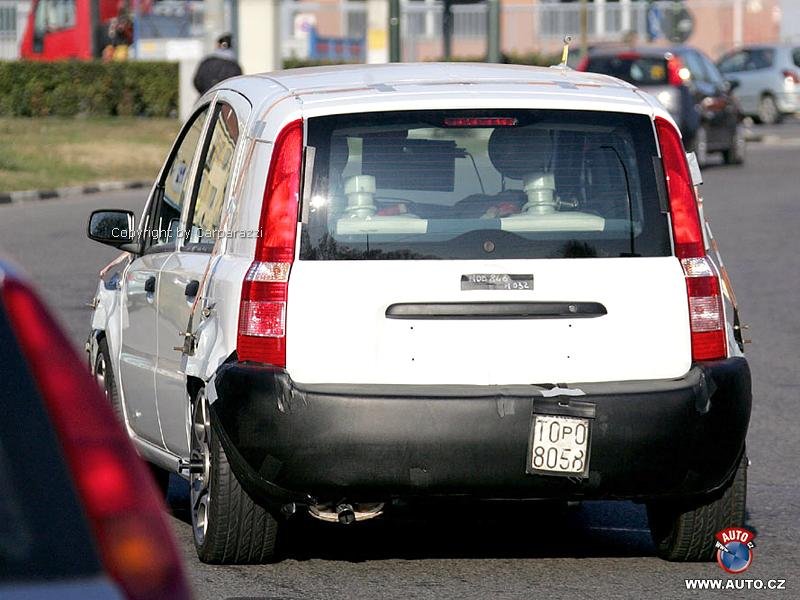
(34, 0, 76, 36)
(184, 103, 241, 251)
(793, 48, 800, 68)
(146, 107, 210, 252)
(718, 51, 746, 74)
(750, 48, 774, 70)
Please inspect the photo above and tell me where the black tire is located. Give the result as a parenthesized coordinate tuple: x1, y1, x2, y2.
(647, 454, 747, 562)
(95, 337, 170, 497)
(190, 388, 280, 564)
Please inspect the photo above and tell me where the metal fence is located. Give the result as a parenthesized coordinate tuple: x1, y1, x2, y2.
(282, 0, 782, 63)
(0, 0, 29, 60)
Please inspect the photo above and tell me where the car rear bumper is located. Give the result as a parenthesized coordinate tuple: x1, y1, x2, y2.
(210, 357, 751, 509)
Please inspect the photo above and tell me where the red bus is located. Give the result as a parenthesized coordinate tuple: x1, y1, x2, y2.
(19, 0, 143, 60)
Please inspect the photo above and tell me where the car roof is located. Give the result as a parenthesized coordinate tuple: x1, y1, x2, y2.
(211, 62, 668, 129)
(587, 46, 674, 58)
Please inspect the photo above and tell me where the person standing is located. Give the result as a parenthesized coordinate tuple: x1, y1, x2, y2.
(193, 34, 243, 95)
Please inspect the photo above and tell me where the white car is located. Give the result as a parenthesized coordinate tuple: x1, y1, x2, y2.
(86, 63, 751, 565)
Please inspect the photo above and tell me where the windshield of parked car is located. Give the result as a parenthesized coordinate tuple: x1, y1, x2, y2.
(301, 109, 670, 260)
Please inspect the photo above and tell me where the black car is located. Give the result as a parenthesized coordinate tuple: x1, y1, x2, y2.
(578, 46, 745, 165)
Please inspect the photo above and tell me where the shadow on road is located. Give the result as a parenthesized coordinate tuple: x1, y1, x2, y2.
(165, 476, 656, 562)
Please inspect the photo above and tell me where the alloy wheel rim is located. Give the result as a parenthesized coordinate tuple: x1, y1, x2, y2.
(95, 354, 108, 399)
(190, 389, 212, 546)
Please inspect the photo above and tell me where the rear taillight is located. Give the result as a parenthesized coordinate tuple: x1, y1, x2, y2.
(782, 69, 799, 88)
(655, 117, 727, 362)
(2, 278, 191, 600)
(681, 257, 726, 360)
(667, 55, 690, 87)
(237, 119, 303, 366)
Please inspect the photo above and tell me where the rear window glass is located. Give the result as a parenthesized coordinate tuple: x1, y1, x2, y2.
(585, 56, 669, 85)
(301, 110, 670, 261)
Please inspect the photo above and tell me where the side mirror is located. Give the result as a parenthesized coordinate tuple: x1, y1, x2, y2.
(726, 78, 740, 92)
(87, 209, 139, 253)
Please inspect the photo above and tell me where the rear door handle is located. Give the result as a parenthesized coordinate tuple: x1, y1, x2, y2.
(144, 276, 156, 294)
(184, 280, 200, 298)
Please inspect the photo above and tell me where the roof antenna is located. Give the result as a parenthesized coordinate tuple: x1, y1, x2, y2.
(559, 35, 573, 72)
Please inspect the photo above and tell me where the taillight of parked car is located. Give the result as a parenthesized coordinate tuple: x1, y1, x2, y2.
(666, 54, 691, 86)
(782, 70, 799, 89)
(1, 278, 192, 600)
(655, 116, 727, 361)
(237, 119, 304, 367)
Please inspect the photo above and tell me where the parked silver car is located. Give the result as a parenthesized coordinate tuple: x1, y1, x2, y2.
(717, 44, 800, 124)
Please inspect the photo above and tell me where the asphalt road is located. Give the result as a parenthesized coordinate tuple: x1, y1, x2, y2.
(1, 123, 799, 599)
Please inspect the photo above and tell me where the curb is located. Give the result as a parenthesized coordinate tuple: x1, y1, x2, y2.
(0, 180, 149, 205)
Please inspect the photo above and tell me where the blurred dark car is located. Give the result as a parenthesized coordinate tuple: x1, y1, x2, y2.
(578, 46, 745, 165)
(0, 260, 192, 600)
(717, 44, 800, 124)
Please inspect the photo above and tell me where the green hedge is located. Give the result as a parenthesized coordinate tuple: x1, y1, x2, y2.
(283, 53, 559, 70)
(0, 61, 178, 117)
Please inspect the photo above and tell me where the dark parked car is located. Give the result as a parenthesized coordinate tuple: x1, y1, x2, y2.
(0, 259, 192, 600)
(578, 46, 745, 165)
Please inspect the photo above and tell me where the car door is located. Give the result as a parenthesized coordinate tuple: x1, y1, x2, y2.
(118, 105, 211, 446)
(155, 92, 249, 457)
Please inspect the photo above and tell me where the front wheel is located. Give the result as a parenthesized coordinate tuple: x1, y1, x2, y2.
(647, 453, 747, 562)
(190, 388, 281, 564)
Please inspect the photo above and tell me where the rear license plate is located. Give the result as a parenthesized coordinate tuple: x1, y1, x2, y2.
(528, 415, 590, 476)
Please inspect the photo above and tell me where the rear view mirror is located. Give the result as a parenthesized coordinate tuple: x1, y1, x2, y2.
(87, 209, 139, 252)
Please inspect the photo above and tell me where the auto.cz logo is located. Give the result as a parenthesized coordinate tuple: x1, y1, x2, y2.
(715, 526, 756, 574)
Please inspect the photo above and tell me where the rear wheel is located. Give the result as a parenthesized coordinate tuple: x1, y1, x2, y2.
(647, 453, 747, 562)
(756, 94, 780, 125)
(190, 388, 281, 564)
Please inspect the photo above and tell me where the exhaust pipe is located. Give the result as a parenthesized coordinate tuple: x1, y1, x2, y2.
(336, 503, 356, 525)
